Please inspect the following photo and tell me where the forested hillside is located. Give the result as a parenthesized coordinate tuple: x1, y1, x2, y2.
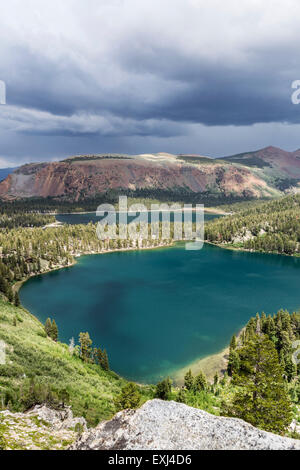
(224, 310, 300, 433)
(205, 194, 300, 255)
(0, 221, 172, 303)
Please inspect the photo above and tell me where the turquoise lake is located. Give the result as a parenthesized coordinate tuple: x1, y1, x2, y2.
(55, 211, 219, 225)
(20, 243, 300, 384)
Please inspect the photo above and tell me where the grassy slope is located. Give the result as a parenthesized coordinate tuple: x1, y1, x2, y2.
(0, 298, 224, 429)
(0, 298, 153, 426)
(1, 292, 299, 445)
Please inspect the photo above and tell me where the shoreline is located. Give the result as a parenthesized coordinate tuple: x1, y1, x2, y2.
(206, 240, 300, 258)
(172, 326, 245, 385)
(172, 345, 229, 386)
(15, 239, 281, 385)
(171, 242, 300, 383)
(50, 207, 231, 216)
(13, 241, 175, 293)
(15, 239, 232, 385)
(16, 237, 296, 385)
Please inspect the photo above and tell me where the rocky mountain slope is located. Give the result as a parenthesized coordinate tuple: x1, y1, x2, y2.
(71, 399, 300, 450)
(0, 152, 281, 202)
(223, 146, 300, 190)
(0, 405, 86, 450)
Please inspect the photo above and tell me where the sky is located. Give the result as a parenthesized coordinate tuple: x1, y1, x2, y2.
(1, 0, 300, 167)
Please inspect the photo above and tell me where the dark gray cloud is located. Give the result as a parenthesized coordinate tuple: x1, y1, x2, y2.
(0, 0, 300, 165)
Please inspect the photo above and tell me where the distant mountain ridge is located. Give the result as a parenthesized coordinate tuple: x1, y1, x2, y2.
(0, 147, 298, 203)
(222, 146, 300, 190)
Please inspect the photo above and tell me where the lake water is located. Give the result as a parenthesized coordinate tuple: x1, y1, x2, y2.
(20, 243, 300, 384)
(55, 211, 220, 225)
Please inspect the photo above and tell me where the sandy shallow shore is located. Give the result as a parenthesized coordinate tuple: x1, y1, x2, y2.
(172, 325, 246, 385)
(171, 346, 229, 386)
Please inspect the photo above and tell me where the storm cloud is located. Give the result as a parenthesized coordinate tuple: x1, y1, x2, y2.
(1, 0, 300, 165)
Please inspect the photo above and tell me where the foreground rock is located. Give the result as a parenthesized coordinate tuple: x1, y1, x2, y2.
(0, 405, 86, 450)
(71, 399, 300, 451)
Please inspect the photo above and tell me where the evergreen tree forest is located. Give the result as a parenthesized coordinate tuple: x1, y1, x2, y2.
(0, 220, 172, 301)
(224, 310, 300, 433)
(158, 310, 300, 435)
(205, 194, 300, 255)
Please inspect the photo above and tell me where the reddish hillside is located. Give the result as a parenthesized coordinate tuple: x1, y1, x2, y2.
(0, 152, 281, 202)
(223, 146, 300, 180)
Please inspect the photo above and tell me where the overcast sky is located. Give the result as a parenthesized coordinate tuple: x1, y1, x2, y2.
(0, 0, 300, 167)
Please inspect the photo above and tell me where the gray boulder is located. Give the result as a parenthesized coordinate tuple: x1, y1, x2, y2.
(26, 404, 87, 432)
(71, 399, 300, 450)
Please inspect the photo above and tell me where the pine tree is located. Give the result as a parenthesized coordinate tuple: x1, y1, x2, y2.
(155, 378, 172, 400)
(291, 312, 300, 334)
(51, 319, 58, 342)
(281, 310, 292, 332)
(265, 315, 276, 340)
(285, 356, 297, 382)
(114, 383, 141, 411)
(261, 312, 267, 331)
(101, 349, 109, 371)
(176, 388, 186, 403)
(193, 370, 207, 392)
(79, 332, 92, 362)
(97, 347, 103, 366)
(14, 291, 20, 307)
(7, 287, 14, 303)
(225, 334, 292, 434)
(229, 335, 237, 350)
(45, 318, 52, 337)
(227, 349, 240, 377)
(184, 369, 194, 391)
(227, 334, 240, 377)
(245, 317, 256, 341)
(92, 347, 98, 364)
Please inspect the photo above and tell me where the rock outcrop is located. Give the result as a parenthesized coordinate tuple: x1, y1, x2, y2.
(0, 405, 86, 450)
(26, 404, 87, 432)
(71, 399, 300, 450)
